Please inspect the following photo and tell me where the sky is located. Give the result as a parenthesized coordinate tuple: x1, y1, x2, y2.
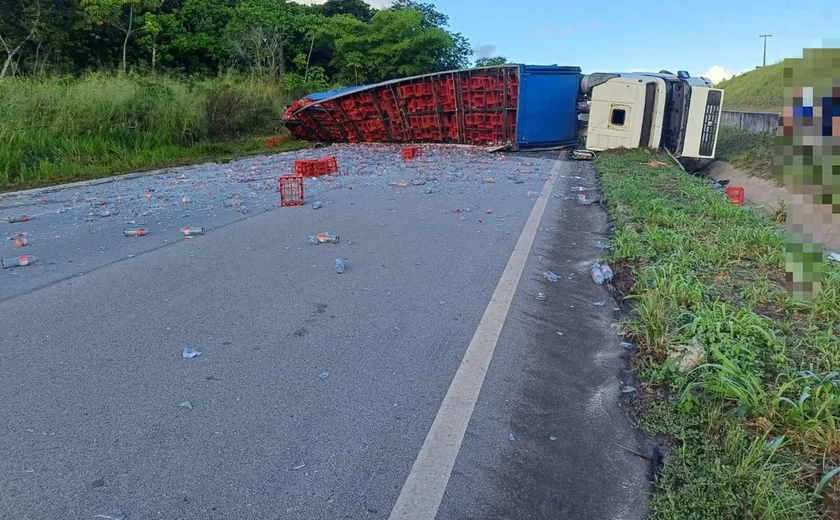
(296, 0, 839, 84)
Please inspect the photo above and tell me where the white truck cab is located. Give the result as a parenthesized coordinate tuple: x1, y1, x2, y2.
(580, 71, 724, 159)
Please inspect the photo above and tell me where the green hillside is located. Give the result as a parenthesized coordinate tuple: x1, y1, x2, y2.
(716, 62, 783, 113)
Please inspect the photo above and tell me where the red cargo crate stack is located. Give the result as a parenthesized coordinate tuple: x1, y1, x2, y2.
(279, 175, 304, 206)
(295, 157, 338, 177)
(401, 147, 423, 160)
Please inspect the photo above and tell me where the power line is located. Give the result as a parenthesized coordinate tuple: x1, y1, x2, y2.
(759, 34, 772, 67)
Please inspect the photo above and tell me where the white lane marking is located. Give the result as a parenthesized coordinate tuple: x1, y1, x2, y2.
(389, 157, 563, 520)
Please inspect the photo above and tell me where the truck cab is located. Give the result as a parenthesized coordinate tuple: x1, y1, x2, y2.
(581, 71, 724, 159)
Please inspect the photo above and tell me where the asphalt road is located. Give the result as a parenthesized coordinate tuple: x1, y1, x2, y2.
(0, 145, 648, 519)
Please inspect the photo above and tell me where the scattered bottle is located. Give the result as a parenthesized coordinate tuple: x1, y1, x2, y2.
(312, 201, 323, 210)
(96, 207, 119, 217)
(181, 226, 205, 237)
(123, 228, 148, 237)
(334, 259, 345, 274)
(600, 263, 614, 281)
(14, 234, 28, 248)
(389, 180, 408, 187)
(590, 264, 605, 285)
(181, 196, 192, 204)
(412, 179, 427, 186)
(577, 194, 592, 206)
(308, 233, 340, 245)
(8, 215, 29, 223)
(535, 292, 547, 301)
(544, 271, 559, 282)
(2, 255, 36, 269)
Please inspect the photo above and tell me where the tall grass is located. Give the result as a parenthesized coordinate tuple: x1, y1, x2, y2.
(717, 62, 783, 113)
(598, 149, 840, 518)
(0, 74, 296, 187)
(716, 126, 776, 181)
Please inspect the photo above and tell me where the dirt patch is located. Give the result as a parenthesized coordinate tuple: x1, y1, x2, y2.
(610, 260, 639, 301)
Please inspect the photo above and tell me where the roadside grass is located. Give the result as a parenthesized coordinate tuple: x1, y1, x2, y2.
(597, 149, 840, 519)
(0, 74, 306, 190)
(716, 62, 783, 113)
(716, 126, 776, 182)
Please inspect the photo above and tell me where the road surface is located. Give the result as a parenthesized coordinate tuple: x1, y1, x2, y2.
(0, 145, 649, 519)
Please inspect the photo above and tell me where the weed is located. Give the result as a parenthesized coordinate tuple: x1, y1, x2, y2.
(597, 149, 839, 518)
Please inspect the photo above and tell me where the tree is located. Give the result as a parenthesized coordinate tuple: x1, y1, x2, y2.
(475, 56, 507, 67)
(323, 9, 457, 84)
(81, 0, 162, 73)
(0, 0, 43, 78)
(320, 0, 372, 22)
(391, 0, 470, 71)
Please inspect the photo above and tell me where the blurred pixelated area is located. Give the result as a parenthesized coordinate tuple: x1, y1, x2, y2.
(775, 47, 840, 300)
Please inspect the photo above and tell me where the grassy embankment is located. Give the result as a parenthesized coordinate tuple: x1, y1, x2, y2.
(598, 149, 840, 519)
(0, 74, 308, 191)
(713, 63, 782, 181)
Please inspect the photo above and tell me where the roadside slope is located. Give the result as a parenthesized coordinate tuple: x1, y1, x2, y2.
(597, 149, 840, 519)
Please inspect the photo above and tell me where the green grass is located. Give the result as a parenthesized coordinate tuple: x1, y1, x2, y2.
(717, 62, 783, 113)
(715, 126, 776, 182)
(0, 74, 306, 189)
(597, 149, 840, 519)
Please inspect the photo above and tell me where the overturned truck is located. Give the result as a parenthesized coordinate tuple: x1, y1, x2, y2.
(283, 64, 724, 158)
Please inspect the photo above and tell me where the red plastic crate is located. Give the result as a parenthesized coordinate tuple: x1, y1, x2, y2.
(726, 186, 745, 206)
(294, 157, 338, 177)
(279, 175, 304, 206)
(401, 147, 423, 160)
(265, 136, 288, 148)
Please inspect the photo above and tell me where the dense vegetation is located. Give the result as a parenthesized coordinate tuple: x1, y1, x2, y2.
(598, 149, 840, 519)
(717, 62, 783, 113)
(0, 0, 474, 92)
(0, 0, 491, 188)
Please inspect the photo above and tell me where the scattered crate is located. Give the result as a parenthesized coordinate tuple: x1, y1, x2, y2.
(265, 136, 289, 148)
(279, 175, 305, 206)
(401, 147, 423, 161)
(726, 186, 745, 206)
(294, 157, 338, 177)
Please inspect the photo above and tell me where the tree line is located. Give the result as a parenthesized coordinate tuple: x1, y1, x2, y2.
(0, 0, 508, 90)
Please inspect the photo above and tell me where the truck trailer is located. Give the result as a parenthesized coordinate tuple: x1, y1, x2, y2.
(282, 64, 724, 159)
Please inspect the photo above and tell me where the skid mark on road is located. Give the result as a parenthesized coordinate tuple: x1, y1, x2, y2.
(388, 156, 563, 520)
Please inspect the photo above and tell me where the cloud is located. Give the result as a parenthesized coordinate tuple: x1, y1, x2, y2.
(702, 65, 735, 85)
(473, 44, 496, 59)
(292, 0, 394, 7)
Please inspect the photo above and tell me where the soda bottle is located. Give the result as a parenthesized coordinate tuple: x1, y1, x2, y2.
(590, 264, 605, 285)
(2, 255, 36, 269)
(123, 228, 148, 237)
(181, 226, 205, 237)
(600, 264, 614, 281)
(335, 259, 345, 274)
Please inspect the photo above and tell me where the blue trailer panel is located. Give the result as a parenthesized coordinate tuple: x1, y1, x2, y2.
(515, 65, 582, 150)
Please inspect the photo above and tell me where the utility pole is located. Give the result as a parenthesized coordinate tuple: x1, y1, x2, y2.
(759, 34, 772, 67)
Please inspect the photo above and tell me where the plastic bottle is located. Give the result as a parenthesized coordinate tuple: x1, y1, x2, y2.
(590, 264, 605, 285)
(181, 226, 205, 237)
(2, 255, 36, 269)
(577, 194, 592, 206)
(335, 259, 345, 274)
(544, 271, 559, 282)
(123, 228, 148, 237)
(600, 263, 614, 281)
(96, 207, 119, 217)
(14, 234, 28, 247)
(535, 292, 547, 301)
(312, 201, 323, 210)
(8, 215, 29, 223)
(309, 233, 339, 245)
